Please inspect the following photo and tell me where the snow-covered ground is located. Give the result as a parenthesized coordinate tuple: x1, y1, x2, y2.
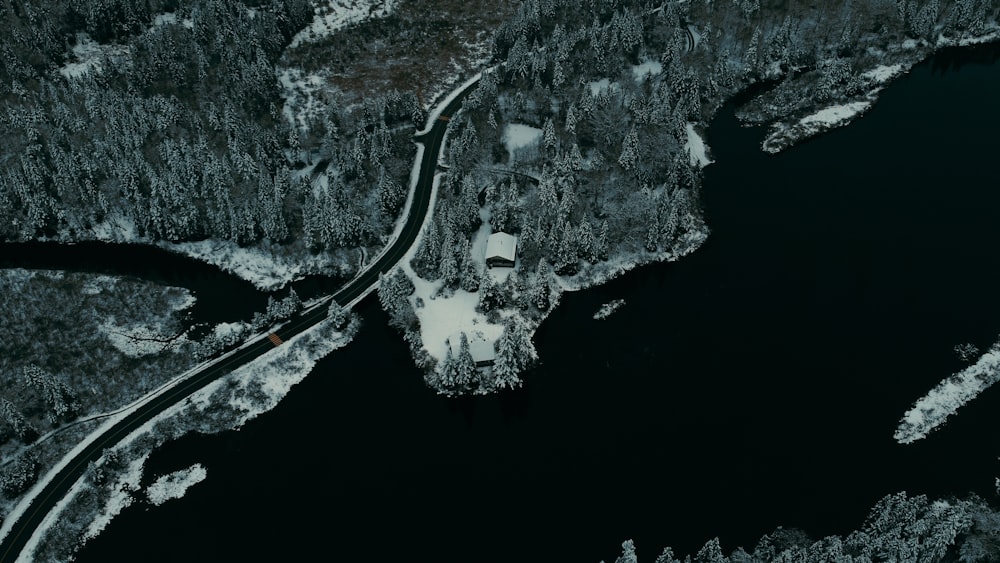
(160, 238, 345, 292)
(588, 78, 618, 97)
(276, 67, 332, 133)
(502, 124, 542, 162)
(146, 464, 207, 506)
(862, 63, 906, 84)
(289, 0, 396, 49)
(399, 177, 504, 365)
(152, 12, 193, 29)
(631, 60, 663, 82)
(97, 287, 193, 357)
(684, 123, 713, 168)
(99, 320, 188, 358)
(894, 340, 1000, 444)
(59, 33, 130, 80)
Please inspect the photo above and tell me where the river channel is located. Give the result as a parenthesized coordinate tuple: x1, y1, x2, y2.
(71, 44, 1000, 562)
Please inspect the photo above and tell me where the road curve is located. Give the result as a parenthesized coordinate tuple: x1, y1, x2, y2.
(0, 79, 478, 563)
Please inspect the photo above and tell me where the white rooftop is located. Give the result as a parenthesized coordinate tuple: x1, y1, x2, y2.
(485, 232, 517, 262)
(449, 331, 496, 364)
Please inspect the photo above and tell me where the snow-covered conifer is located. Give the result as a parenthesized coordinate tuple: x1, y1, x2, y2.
(618, 126, 639, 171)
(565, 103, 578, 135)
(378, 268, 415, 316)
(0, 452, 38, 497)
(543, 117, 557, 151)
(0, 398, 35, 441)
(23, 365, 79, 423)
(614, 540, 639, 563)
(478, 271, 506, 312)
(455, 333, 477, 388)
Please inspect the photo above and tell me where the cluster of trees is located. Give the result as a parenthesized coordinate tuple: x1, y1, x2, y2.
(606, 492, 1000, 562)
(0, 452, 39, 498)
(444, 0, 713, 285)
(250, 288, 302, 331)
(0, 0, 311, 243)
(426, 316, 539, 395)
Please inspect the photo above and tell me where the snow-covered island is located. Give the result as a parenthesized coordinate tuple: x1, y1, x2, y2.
(593, 299, 626, 320)
(146, 464, 207, 506)
(894, 337, 1000, 444)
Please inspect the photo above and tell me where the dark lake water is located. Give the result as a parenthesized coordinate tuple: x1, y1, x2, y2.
(72, 44, 1000, 563)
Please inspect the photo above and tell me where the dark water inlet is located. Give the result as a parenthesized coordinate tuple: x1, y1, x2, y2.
(71, 43, 1000, 563)
(0, 241, 346, 327)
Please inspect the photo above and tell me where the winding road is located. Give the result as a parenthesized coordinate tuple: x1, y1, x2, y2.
(0, 78, 478, 563)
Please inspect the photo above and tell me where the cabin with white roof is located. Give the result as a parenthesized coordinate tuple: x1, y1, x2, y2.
(449, 332, 496, 367)
(485, 232, 517, 268)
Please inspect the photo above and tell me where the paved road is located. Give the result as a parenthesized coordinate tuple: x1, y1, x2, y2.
(0, 81, 476, 563)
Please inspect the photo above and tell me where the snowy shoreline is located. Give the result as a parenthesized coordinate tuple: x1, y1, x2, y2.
(759, 29, 1000, 154)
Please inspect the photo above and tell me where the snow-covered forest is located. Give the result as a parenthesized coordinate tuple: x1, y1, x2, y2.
(0, 0, 423, 282)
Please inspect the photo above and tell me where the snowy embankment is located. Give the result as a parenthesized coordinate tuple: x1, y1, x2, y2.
(684, 123, 713, 168)
(894, 339, 1000, 444)
(80, 456, 147, 543)
(289, 0, 396, 49)
(762, 25, 1000, 154)
(762, 60, 910, 153)
(146, 464, 207, 506)
(8, 315, 358, 560)
(558, 229, 709, 294)
(86, 212, 348, 292)
(160, 238, 348, 292)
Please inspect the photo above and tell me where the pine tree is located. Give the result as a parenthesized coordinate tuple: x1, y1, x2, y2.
(478, 271, 506, 312)
(614, 540, 639, 563)
(493, 316, 537, 389)
(459, 238, 480, 292)
(654, 547, 681, 563)
(618, 125, 639, 171)
(438, 346, 458, 389)
(0, 398, 36, 442)
(457, 175, 482, 232)
(412, 220, 442, 279)
(565, 102, 578, 135)
(23, 365, 79, 424)
(378, 268, 415, 317)
(439, 227, 460, 288)
(0, 452, 39, 497)
(455, 333, 477, 388)
(694, 538, 726, 563)
(577, 218, 597, 262)
(328, 300, 348, 329)
(744, 27, 761, 76)
(596, 220, 610, 261)
(543, 117, 557, 151)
